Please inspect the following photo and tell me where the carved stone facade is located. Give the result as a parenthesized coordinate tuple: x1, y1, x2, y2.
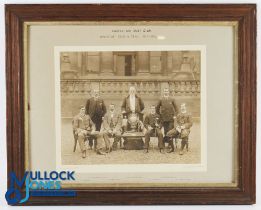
(61, 51, 200, 79)
(60, 51, 201, 118)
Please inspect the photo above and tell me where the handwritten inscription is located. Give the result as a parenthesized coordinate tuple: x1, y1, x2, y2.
(99, 28, 157, 39)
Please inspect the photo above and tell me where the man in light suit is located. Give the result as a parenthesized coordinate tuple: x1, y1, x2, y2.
(166, 103, 193, 155)
(121, 86, 145, 121)
(85, 89, 107, 149)
(72, 106, 105, 157)
(100, 104, 122, 151)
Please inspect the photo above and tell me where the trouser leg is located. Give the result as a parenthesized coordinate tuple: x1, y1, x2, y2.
(92, 116, 103, 131)
(95, 134, 104, 150)
(73, 132, 78, 152)
(156, 128, 164, 149)
(144, 130, 152, 149)
(90, 117, 102, 149)
(88, 138, 93, 148)
(163, 121, 174, 135)
(103, 132, 111, 149)
(163, 121, 174, 146)
(166, 128, 179, 152)
(168, 138, 174, 151)
(181, 137, 188, 151)
(112, 132, 121, 150)
(78, 133, 86, 152)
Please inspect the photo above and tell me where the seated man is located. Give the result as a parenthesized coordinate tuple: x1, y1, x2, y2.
(100, 104, 122, 151)
(166, 103, 193, 155)
(143, 105, 164, 154)
(73, 106, 105, 158)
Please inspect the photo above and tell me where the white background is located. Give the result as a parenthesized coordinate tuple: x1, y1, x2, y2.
(0, 0, 259, 209)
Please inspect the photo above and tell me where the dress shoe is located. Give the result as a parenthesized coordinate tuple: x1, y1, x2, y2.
(143, 149, 149, 154)
(160, 149, 165, 154)
(82, 151, 86, 158)
(167, 149, 174, 153)
(96, 150, 106, 155)
(179, 151, 184, 155)
(106, 147, 112, 153)
(112, 147, 117, 151)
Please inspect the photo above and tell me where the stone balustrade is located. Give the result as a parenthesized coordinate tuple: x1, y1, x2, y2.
(61, 79, 200, 97)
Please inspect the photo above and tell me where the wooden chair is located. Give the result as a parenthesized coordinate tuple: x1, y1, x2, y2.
(72, 119, 94, 152)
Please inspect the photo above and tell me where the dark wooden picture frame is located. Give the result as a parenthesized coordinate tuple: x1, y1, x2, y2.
(5, 4, 256, 205)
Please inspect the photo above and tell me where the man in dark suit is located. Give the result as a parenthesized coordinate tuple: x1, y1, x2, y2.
(156, 87, 178, 153)
(85, 89, 106, 149)
(143, 105, 164, 154)
(166, 103, 193, 155)
(100, 104, 122, 151)
(121, 86, 145, 121)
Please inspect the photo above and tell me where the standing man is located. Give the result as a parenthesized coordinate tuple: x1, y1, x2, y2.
(101, 104, 122, 151)
(121, 86, 145, 120)
(156, 87, 178, 153)
(143, 105, 164, 154)
(72, 106, 105, 158)
(85, 89, 107, 149)
(166, 103, 193, 155)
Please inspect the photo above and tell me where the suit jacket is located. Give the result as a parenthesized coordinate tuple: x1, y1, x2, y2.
(121, 95, 145, 114)
(85, 97, 106, 119)
(156, 97, 178, 122)
(102, 111, 122, 132)
(175, 112, 193, 138)
(72, 114, 95, 133)
(143, 113, 162, 129)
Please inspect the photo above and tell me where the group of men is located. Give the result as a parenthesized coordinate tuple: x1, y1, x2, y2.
(72, 86, 193, 158)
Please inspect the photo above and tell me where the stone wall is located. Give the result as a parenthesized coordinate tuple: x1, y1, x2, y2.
(61, 79, 200, 118)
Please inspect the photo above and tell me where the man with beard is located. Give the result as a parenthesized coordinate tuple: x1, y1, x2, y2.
(121, 86, 145, 121)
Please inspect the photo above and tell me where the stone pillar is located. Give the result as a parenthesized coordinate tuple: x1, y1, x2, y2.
(180, 52, 192, 72)
(161, 51, 168, 76)
(136, 51, 150, 75)
(76, 52, 82, 75)
(69, 52, 77, 70)
(61, 53, 71, 72)
(81, 52, 87, 75)
(172, 51, 183, 72)
(167, 51, 173, 74)
(131, 55, 136, 75)
(60, 53, 77, 79)
(100, 52, 114, 75)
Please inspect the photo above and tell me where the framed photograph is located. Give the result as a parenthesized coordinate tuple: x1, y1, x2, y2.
(5, 4, 256, 205)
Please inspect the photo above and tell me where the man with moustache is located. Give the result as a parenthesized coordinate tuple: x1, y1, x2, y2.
(85, 89, 107, 150)
(100, 103, 122, 151)
(156, 87, 179, 153)
(143, 105, 164, 154)
(121, 86, 145, 121)
(166, 103, 193, 155)
(72, 106, 105, 158)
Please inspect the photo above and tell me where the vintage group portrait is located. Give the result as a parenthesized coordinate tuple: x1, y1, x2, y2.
(55, 46, 206, 171)
(6, 3, 256, 205)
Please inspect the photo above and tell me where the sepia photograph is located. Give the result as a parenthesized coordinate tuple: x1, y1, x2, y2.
(5, 4, 256, 205)
(56, 47, 204, 167)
